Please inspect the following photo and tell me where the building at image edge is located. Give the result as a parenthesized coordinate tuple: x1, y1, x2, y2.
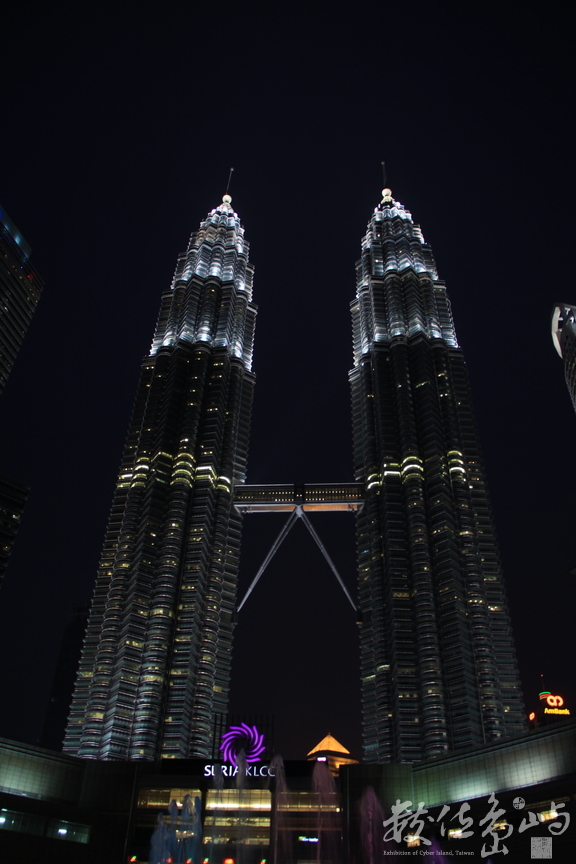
(552, 303, 576, 411)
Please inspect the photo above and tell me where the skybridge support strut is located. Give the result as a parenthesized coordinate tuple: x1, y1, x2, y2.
(297, 508, 356, 611)
(237, 505, 356, 613)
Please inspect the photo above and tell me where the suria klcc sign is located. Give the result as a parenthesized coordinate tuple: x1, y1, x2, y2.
(203, 723, 275, 777)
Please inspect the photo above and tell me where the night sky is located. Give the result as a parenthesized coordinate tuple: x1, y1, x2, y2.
(1, 4, 575, 762)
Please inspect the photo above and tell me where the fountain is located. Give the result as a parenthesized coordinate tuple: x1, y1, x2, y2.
(359, 786, 385, 864)
(268, 754, 293, 864)
(150, 813, 170, 864)
(312, 760, 342, 864)
(149, 793, 202, 864)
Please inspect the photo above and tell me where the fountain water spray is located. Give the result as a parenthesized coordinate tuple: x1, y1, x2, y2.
(312, 760, 342, 864)
(268, 754, 292, 864)
(359, 786, 384, 864)
(149, 793, 202, 864)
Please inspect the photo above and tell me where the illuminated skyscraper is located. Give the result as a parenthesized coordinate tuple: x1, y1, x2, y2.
(552, 303, 576, 411)
(0, 205, 43, 394)
(350, 188, 525, 762)
(64, 195, 256, 760)
(65, 184, 525, 767)
(0, 476, 28, 586)
(0, 206, 42, 585)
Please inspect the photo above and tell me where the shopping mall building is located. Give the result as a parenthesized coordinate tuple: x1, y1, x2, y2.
(0, 720, 574, 861)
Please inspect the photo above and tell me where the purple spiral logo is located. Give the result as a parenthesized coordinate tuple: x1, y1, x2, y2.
(219, 723, 266, 767)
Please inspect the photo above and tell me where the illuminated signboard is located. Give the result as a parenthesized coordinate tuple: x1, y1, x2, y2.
(219, 723, 266, 767)
(539, 691, 571, 716)
(202, 723, 272, 776)
(203, 763, 274, 777)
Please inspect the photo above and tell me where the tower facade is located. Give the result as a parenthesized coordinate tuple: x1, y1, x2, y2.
(0, 476, 29, 586)
(552, 303, 576, 410)
(64, 195, 256, 760)
(0, 205, 43, 394)
(0, 205, 42, 587)
(350, 188, 524, 763)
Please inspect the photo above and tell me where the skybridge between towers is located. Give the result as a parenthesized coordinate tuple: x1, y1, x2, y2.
(234, 483, 364, 613)
(233, 482, 364, 512)
(63, 188, 527, 765)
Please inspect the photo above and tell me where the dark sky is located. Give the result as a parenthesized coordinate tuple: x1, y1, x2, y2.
(0, 3, 575, 761)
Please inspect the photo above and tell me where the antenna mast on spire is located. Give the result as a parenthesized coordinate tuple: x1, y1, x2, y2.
(226, 167, 234, 195)
(381, 161, 387, 188)
(381, 162, 393, 203)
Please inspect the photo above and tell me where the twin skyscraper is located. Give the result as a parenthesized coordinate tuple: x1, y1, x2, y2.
(64, 186, 525, 764)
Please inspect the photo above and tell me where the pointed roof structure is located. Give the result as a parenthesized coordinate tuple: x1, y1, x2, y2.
(307, 734, 350, 756)
(307, 734, 358, 777)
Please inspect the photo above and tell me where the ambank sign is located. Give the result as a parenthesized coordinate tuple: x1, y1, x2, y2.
(540, 691, 571, 716)
(203, 722, 275, 776)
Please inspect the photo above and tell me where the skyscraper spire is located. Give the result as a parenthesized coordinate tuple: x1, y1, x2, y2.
(225, 167, 234, 196)
(65, 197, 256, 760)
(350, 189, 525, 762)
